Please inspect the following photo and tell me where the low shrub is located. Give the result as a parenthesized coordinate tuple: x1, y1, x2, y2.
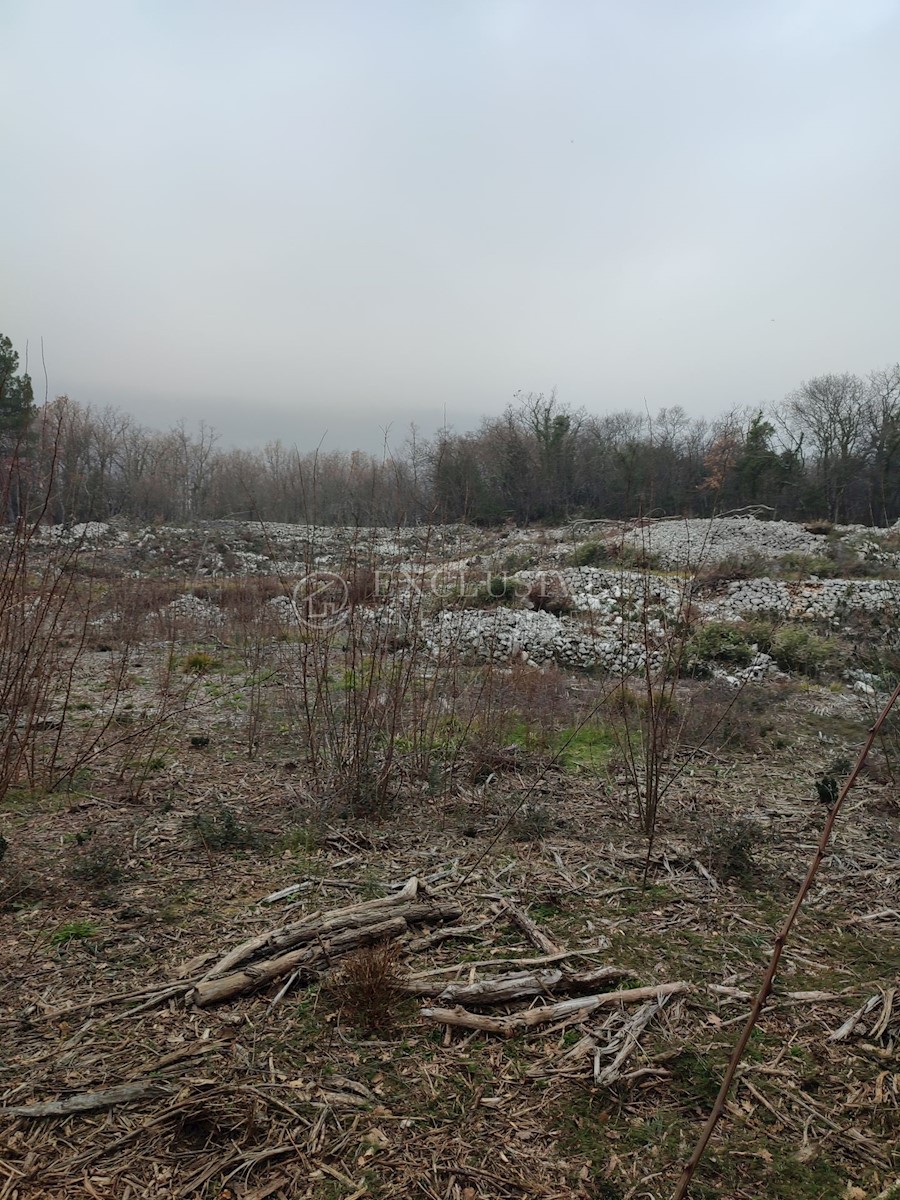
(679, 681, 784, 752)
(770, 627, 835, 676)
(686, 622, 754, 668)
(741, 619, 776, 654)
(182, 650, 221, 675)
(614, 544, 662, 571)
(691, 554, 763, 596)
(774, 553, 838, 578)
(567, 540, 611, 567)
(189, 804, 258, 850)
(466, 737, 531, 785)
(49, 920, 99, 947)
(71, 838, 126, 887)
(471, 575, 519, 606)
(701, 815, 765, 884)
(508, 802, 553, 842)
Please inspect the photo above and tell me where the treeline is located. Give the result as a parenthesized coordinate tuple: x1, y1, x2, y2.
(2, 334, 899, 526)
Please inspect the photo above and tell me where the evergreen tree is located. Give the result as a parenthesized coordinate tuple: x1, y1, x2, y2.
(735, 412, 781, 503)
(0, 334, 36, 446)
(0, 333, 37, 522)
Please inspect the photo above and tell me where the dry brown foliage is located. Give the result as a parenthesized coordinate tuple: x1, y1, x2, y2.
(324, 939, 409, 1034)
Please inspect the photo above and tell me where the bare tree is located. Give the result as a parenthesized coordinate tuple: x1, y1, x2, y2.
(864, 364, 900, 524)
(782, 373, 868, 521)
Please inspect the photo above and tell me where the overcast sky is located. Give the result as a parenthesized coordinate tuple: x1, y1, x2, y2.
(3, 0, 899, 452)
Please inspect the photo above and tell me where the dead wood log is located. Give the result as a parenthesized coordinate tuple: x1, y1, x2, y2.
(199, 875, 420, 981)
(528, 1001, 663, 1083)
(407, 917, 494, 952)
(191, 916, 408, 1006)
(594, 994, 675, 1086)
(828, 993, 882, 1042)
(190, 895, 462, 1007)
(564, 965, 631, 990)
(408, 964, 629, 1003)
(422, 981, 691, 1035)
(436, 969, 564, 1004)
(406, 947, 606, 981)
(709, 984, 841, 1004)
(2, 1080, 168, 1118)
(126, 1039, 229, 1078)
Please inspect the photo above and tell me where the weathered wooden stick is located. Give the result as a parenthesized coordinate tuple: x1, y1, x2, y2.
(2, 1080, 167, 1118)
(191, 895, 462, 1006)
(565, 966, 631, 990)
(419, 1007, 512, 1034)
(828, 993, 882, 1042)
(406, 947, 603, 980)
(595, 995, 673, 1086)
(407, 917, 494, 952)
(422, 981, 690, 1034)
(514, 982, 689, 1028)
(41, 979, 196, 1020)
(708, 984, 841, 1003)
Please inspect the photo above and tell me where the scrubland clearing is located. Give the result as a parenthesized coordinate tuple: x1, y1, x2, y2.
(1, 516, 898, 1200)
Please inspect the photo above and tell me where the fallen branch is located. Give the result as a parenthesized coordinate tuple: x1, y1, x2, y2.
(434, 968, 564, 1005)
(828, 992, 886, 1042)
(707, 984, 842, 1004)
(408, 964, 629, 1003)
(422, 981, 690, 1036)
(407, 916, 495, 952)
(126, 1038, 229, 1077)
(406, 946, 606, 981)
(595, 994, 675, 1086)
(190, 915, 401, 1007)
(199, 875, 420, 981)
(39, 979, 196, 1021)
(2, 1080, 168, 1118)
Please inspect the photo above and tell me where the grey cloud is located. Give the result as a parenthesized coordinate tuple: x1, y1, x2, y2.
(2, 0, 898, 451)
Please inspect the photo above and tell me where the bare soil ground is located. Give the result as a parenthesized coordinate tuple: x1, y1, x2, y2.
(1, 519, 898, 1200)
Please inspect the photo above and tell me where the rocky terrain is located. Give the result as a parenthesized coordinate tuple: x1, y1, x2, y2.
(37, 513, 900, 684)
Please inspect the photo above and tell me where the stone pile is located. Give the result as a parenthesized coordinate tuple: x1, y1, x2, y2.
(710, 577, 900, 622)
(164, 593, 224, 628)
(421, 608, 657, 675)
(620, 517, 832, 568)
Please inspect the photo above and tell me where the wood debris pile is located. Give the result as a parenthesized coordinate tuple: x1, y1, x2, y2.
(2, 814, 897, 1198)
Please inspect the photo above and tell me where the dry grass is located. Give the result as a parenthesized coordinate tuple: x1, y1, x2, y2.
(323, 939, 409, 1034)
